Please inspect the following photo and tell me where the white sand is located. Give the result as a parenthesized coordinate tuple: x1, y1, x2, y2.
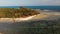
(0, 11, 60, 23)
(0, 15, 36, 23)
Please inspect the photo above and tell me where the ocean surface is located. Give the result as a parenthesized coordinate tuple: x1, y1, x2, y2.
(0, 6, 60, 11)
(0, 20, 60, 34)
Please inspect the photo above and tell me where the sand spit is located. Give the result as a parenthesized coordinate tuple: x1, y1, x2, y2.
(0, 15, 36, 23)
(0, 11, 60, 23)
(0, 14, 55, 23)
(0, 13, 49, 23)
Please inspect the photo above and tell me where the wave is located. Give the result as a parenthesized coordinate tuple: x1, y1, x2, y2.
(43, 9, 51, 11)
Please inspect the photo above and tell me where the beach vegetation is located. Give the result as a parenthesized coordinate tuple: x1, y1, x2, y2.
(0, 7, 40, 18)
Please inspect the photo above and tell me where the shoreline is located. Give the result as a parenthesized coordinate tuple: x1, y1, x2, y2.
(0, 15, 37, 23)
(0, 11, 60, 23)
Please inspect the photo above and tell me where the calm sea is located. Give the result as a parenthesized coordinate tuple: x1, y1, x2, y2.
(0, 6, 60, 11)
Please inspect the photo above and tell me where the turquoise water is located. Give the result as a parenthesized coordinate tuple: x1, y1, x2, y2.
(0, 6, 60, 11)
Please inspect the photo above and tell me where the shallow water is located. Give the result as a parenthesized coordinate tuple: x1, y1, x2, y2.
(0, 19, 60, 34)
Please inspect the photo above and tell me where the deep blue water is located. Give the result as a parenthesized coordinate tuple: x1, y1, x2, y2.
(0, 6, 60, 11)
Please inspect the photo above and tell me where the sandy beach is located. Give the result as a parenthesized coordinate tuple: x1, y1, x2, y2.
(0, 11, 60, 23)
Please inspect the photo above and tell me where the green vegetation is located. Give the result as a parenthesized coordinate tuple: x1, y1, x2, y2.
(0, 7, 40, 18)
